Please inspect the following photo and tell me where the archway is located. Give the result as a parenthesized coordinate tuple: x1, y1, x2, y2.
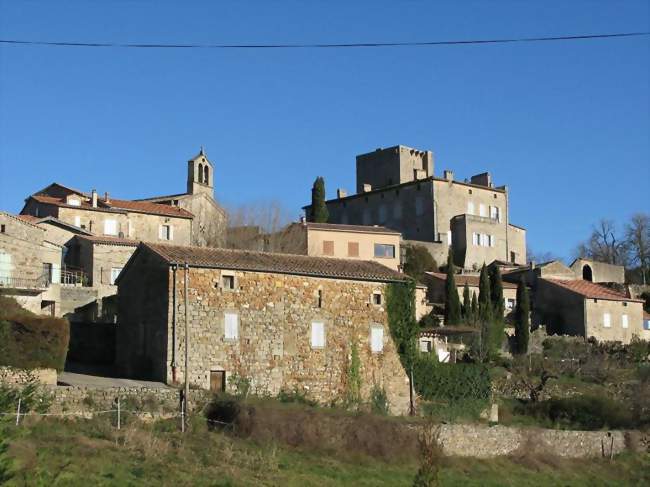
(582, 264, 593, 281)
(198, 163, 204, 183)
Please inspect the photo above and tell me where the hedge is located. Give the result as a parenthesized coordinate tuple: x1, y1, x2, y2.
(413, 359, 491, 402)
(0, 297, 69, 371)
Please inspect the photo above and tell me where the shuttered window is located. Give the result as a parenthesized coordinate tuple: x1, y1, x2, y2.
(622, 314, 628, 329)
(311, 321, 325, 348)
(603, 313, 611, 328)
(225, 312, 239, 340)
(370, 325, 384, 353)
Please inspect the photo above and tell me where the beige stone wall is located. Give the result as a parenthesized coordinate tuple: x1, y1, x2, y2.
(584, 299, 644, 344)
(0, 366, 57, 385)
(451, 214, 507, 269)
(507, 224, 526, 265)
(177, 193, 227, 247)
(165, 268, 411, 414)
(534, 280, 586, 336)
(306, 228, 401, 270)
(571, 259, 625, 283)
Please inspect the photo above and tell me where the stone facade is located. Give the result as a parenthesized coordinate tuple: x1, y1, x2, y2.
(0, 366, 57, 386)
(571, 258, 625, 284)
(306, 145, 526, 270)
(116, 244, 412, 414)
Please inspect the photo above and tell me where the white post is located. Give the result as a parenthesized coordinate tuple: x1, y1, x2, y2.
(16, 398, 21, 426)
(180, 395, 185, 433)
(184, 263, 190, 433)
(117, 397, 121, 430)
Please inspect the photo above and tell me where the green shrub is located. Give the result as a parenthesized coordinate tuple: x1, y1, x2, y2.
(421, 398, 488, 423)
(414, 359, 491, 402)
(277, 389, 317, 407)
(0, 375, 51, 416)
(369, 385, 390, 415)
(0, 297, 69, 371)
(227, 374, 251, 399)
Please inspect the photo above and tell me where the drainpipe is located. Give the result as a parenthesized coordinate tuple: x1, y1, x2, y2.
(183, 263, 190, 429)
(171, 264, 178, 383)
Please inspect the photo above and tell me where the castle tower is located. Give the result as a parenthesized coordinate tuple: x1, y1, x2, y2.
(187, 147, 214, 198)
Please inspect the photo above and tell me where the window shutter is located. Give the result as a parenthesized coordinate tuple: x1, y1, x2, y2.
(603, 313, 611, 328)
(467, 202, 474, 215)
(311, 321, 325, 348)
(622, 314, 628, 329)
(371, 326, 384, 352)
(225, 312, 238, 339)
(169, 225, 174, 241)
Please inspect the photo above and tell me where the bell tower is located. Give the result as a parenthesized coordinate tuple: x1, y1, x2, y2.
(187, 147, 214, 198)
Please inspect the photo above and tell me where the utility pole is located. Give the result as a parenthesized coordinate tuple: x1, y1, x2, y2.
(183, 262, 190, 431)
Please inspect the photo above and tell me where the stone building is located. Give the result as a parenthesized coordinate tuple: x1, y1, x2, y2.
(424, 272, 519, 316)
(0, 211, 63, 315)
(535, 278, 645, 344)
(570, 258, 625, 284)
(115, 242, 412, 413)
(273, 222, 402, 271)
(304, 145, 526, 270)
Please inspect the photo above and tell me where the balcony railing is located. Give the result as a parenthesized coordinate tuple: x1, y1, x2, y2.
(61, 268, 89, 286)
(0, 274, 49, 290)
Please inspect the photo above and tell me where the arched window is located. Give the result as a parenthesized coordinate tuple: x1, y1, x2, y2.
(204, 165, 209, 186)
(198, 163, 204, 183)
(582, 264, 593, 281)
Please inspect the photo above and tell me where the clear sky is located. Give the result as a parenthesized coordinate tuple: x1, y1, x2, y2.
(0, 0, 648, 260)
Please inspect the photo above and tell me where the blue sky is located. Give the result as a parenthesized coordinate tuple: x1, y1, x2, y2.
(0, 0, 648, 260)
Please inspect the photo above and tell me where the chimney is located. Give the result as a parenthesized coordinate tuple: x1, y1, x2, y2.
(91, 189, 97, 208)
(337, 188, 347, 199)
(104, 192, 111, 204)
(443, 170, 454, 181)
(362, 184, 372, 193)
(300, 216, 306, 225)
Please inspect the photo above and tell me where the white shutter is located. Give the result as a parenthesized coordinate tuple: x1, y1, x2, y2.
(479, 204, 487, 217)
(74, 216, 81, 227)
(311, 321, 325, 348)
(489, 235, 495, 247)
(169, 225, 174, 241)
(467, 202, 474, 215)
(159, 225, 164, 239)
(370, 326, 384, 352)
(51, 264, 61, 284)
(603, 313, 611, 328)
(104, 219, 117, 236)
(622, 314, 628, 329)
(225, 312, 239, 339)
(447, 231, 452, 245)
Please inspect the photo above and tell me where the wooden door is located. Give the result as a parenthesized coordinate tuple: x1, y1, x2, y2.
(210, 370, 225, 393)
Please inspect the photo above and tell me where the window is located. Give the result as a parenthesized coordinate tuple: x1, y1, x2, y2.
(110, 267, 123, 285)
(74, 216, 81, 228)
(447, 231, 452, 245)
(204, 165, 210, 186)
(42, 263, 53, 283)
(362, 209, 371, 225)
(348, 241, 359, 257)
(505, 298, 515, 310)
(370, 325, 384, 353)
(393, 203, 402, 219)
(622, 314, 629, 329)
(415, 197, 424, 216)
(222, 274, 235, 290)
(603, 313, 611, 328)
(488, 235, 495, 247)
(311, 321, 325, 348)
(472, 232, 479, 246)
(374, 243, 395, 259)
(68, 198, 81, 206)
(467, 201, 475, 215)
(479, 204, 487, 217)
(480, 234, 488, 247)
(372, 292, 382, 306)
(0, 224, 4, 233)
(378, 205, 387, 222)
(323, 240, 334, 256)
(198, 163, 204, 183)
(159, 224, 172, 241)
(420, 340, 432, 353)
(490, 206, 500, 222)
(644, 320, 650, 331)
(224, 312, 238, 340)
(104, 219, 117, 236)
(317, 289, 323, 308)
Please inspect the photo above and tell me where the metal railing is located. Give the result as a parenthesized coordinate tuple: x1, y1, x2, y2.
(0, 274, 49, 290)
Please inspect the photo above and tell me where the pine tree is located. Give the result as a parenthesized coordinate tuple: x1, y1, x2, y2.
(309, 176, 329, 223)
(462, 283, 471, 321)
(514, 277, 531, 354)
(444, 249, 462, 326)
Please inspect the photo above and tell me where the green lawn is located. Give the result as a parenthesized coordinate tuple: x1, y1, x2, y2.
(1, 417, 648, 486)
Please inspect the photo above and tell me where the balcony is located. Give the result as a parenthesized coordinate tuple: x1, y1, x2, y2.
(0, 274, 49, 292)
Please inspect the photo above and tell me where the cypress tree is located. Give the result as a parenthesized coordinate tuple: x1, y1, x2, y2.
(489, 266, 505, 318)
(470, 292, 478, 324)
(477, 264, 493, 359)
(514, 277, 531, 354)
(462, 283, 471, 321)
(444, 249, 462, 326)
(309, 176, 329, 223)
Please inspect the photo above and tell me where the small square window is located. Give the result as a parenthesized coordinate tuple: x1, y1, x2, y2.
(0, 224, 5, 233)
(372, 292, 382, 306)
(222, 275, 235, 290)
(323, 240, 334, 256)
(348, 242, 359, 257)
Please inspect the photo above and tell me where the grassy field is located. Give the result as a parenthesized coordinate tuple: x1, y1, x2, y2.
(1, 416, 648, 486)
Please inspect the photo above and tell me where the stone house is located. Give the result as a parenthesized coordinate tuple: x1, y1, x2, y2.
(115, 242, 412, 413)
(0, 211, 64, 315)
(570, 258, 625, 284)
(535, 278, 645, 344)
(273, 222, 402, 271)
(424, 271, 519, 316)
(304, 145, 526, 270)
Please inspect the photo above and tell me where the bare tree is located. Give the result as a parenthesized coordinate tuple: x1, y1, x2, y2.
(575, 219, 628, 266)
(526, 247, 561, 265)
(625, 213, 650, 285)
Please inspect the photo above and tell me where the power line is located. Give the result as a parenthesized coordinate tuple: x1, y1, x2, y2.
(0, 32, 648, 50)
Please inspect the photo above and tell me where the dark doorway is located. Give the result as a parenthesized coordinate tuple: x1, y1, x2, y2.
(582, 265, 593, 281)
(41, 300, 55, 316)
(210, 370, 226, 393)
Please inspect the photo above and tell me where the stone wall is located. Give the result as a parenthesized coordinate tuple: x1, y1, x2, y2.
(0, 366, 57, 385)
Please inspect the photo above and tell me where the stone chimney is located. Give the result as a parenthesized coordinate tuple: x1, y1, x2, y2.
(104, 192, 111, 204)
(362, 184, 372, 193)
(443, 170, 454, 181)
(91, 189, 97, 208)
(337, 188, 347, 199)
(470, 172, 492, 187)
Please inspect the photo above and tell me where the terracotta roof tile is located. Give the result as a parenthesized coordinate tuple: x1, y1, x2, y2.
(304, 222, 400, 235)
(15, 215, 42, 223)
(543, 279, 643, 303)
(76, 235, 140, 247)
(29, 194, 193, 219)
(426, 272, 518, 289)
(144, 242, 409, 282)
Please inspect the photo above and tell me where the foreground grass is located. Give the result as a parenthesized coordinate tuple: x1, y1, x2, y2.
(0, 417, 648, 486)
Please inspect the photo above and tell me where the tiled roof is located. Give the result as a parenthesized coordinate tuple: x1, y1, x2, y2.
(543, 279, 643, 303)
(0, 211, 45, 230)
(144, 242, 409, 282)
(426, 272, 518, 289)
(304, 222, 400, 235)
(76, 235, 140, 247)
(29, 194, 193, 219)
(16, 215, 42, 223)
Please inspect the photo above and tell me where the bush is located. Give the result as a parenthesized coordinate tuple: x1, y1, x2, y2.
(369, 385, 390, 415)
(0, 297, 69, 371)
(518, 395, 638, 430)
(414, 359, 491, 402)
(0, 375, 51, 416)
(277, 389, 317, 407)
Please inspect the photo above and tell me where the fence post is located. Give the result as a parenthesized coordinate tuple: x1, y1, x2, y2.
(15, 397, 21, 426)
(180, 393, 185, 433)
(117, 397, 121, 430)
